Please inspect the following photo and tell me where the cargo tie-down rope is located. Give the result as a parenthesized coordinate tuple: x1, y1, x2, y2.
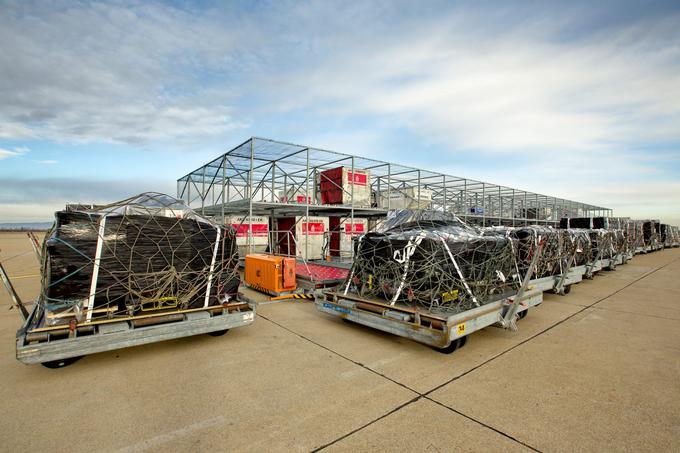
(340, 210, 629, 316)
(342, 210, 520, 315)
(38, 192, 241, 328)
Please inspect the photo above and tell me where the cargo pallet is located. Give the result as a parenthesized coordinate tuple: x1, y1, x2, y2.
(316, 239, 546, 352)
(528, 264, 586, 295)
(15, 299, 255, 368)
(316, 288, 541, 352)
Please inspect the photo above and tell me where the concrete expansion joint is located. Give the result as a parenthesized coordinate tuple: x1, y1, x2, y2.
(420, 396, 542, 453)
(258, 313, 541, 452)
(266, 254, 680, 452)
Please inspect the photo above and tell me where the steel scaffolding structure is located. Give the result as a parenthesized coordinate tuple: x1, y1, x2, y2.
(177, 137, 612, 255)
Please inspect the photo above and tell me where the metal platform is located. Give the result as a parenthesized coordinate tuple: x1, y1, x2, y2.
(316, 290, 543, 350)
(201, 199, 388, 218)
(315, 239, 546, 351)
(16, 301, 255, 366)
(527, 264, 587, 295)
(177, 137, 612, 239)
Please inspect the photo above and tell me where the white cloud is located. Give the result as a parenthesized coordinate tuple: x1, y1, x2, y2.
(258, 4, 680, 222)
(0, 147, 29, 159)
(1, 1, 678, 223)
(35, 160, 58, 165)
(0, 1, 250, 144)
(269, 10, 680, 154)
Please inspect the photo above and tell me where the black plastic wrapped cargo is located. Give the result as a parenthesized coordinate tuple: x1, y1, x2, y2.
(345, 210, 519, 315)
(40, 192, 240, 327)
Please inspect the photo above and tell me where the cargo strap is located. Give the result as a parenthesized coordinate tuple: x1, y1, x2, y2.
(204, 226, 221, 307)
(441, 238, 479, 307)
(86, 215, 107, 322)
(391, 232, 426, 305)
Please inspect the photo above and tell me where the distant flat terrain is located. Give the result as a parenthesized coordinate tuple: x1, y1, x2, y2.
(0, 222, 52, 231)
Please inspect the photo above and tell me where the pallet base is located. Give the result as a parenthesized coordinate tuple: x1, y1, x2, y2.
(16, 304, 255, 365)
(316, 290, 542, 350)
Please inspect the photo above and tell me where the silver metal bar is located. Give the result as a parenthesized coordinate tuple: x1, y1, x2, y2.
(0, 261, 29, 320)
(17, 307, 256, 365)
(86, 215, 107, 322)
(248, 139, 254, 255)
(502, 236, 545, 329)
(554, 237, 579, 294)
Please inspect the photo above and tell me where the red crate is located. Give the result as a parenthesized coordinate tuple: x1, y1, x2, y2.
(319, 167, 369, 205)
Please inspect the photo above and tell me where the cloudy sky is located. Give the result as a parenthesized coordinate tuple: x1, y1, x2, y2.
(1, 0, 679, 224)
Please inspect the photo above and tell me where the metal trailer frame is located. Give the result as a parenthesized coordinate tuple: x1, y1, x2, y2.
(316, 289, 543, 350)
(528, 265, 586, 295)
(176, 137, 611, 260)
(15, 300, 255, 366)
(315, 233, 547, 351)
(514, 240, 629, 299)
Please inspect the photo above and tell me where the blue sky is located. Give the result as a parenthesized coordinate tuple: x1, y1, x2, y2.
(1, 0, 679, 224)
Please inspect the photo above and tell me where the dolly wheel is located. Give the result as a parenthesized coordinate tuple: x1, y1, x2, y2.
(563, 285, 572, 295)
(207, 329, 229, 337)
(458, 335, 468, 348)
(41, 356, 82, 369)
(437, 338, 460, 354)
(519, 309, 528, 319)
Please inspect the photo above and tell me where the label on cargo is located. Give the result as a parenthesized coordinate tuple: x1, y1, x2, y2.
(456, 323, 466, 336)
(232, 223, 269, 237)
(347, 172, 367, 186)
(441, 290, 458, 303)
(344, 223, 365, 235)
(302, 222, 325, 235)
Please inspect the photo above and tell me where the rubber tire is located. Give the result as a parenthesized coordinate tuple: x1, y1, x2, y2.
(41, 356, 82, 369)
(518, 309, 528, 319)
(437, 338, 460, 354)
(458, 335, 468, 348)
(563, 285, 572, 295)
(207, 329, 229, 337)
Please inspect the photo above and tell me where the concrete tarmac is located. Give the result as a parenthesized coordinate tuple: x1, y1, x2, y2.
(1, 232, 678, 452)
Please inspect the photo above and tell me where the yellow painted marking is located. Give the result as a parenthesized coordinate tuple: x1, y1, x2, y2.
(442, 289, 459, 303)
(456, 323, 466, 336)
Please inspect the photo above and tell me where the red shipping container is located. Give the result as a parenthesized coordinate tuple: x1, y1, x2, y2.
(318, 167, 371, 206)
(328, 216, 367, 257)
(276, 216, 329, 260)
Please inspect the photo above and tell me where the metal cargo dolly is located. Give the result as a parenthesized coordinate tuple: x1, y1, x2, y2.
(316, 288, 542, 353)
(526, 239, 584, 296)
(3, 261, 255, 368)
(528, 264, 586, 296)
(15, 299, 255, 368)
(635, 245, 650, 255)
(315, 239, 545, 353)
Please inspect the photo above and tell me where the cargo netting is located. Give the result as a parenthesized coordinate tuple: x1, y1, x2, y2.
(343, 210, 520, 315)
(40, 192, 240, 326)
(482, 226, 566, 278)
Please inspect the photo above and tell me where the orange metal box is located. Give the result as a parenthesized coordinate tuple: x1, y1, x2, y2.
(244, 254, 296, 294)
